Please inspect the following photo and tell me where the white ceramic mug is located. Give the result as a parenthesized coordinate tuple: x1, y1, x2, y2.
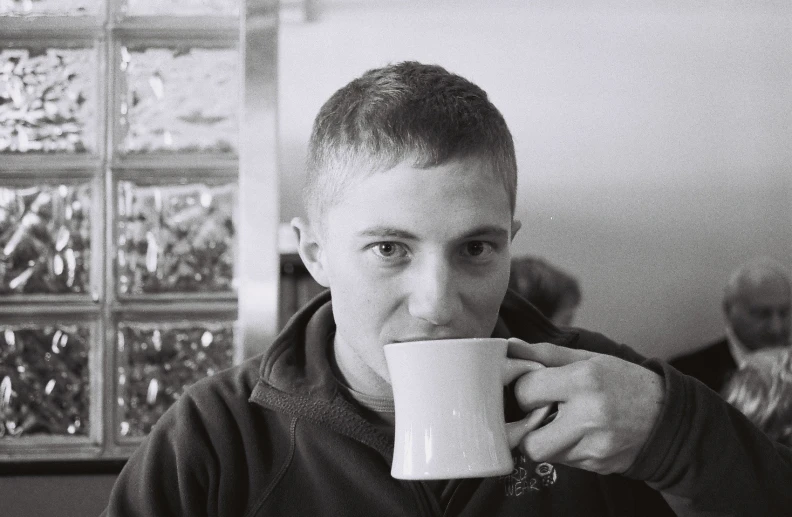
(384, 337, 551, 480)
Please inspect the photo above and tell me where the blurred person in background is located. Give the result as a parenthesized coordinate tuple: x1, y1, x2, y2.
(722, 348, 792, 447)
(509, 256, 581, 326)
(670, 257, 791, 393)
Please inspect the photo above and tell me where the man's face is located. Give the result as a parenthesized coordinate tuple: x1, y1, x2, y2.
(319, 160, 516, 384)
(727, 277, 791, 351)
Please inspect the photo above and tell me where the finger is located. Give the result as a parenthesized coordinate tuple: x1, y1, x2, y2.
(507, 338, 597, 367)
(512, 364, 581, 410)
(520, 411, 585, 465)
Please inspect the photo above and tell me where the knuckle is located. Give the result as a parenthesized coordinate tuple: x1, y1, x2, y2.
(514, 372, 532, 399)
(522, 445, 550, 465)
(520, 433, 553, 464)
(516, 367, 545, 397)
(519, 436, 538, 460)
(573, 363, 605, 392)
(579, 356, 617, 391)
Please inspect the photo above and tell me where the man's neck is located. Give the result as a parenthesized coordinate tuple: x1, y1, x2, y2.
(332, 334, 394, 402)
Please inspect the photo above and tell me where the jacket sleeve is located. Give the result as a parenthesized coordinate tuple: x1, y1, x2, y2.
(568, 329, 792, 514)
(101, 392, 218, 517)
(624, 359, 792, 515)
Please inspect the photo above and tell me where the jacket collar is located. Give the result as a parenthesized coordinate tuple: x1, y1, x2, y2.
(250, 290, 394, 454)
(249, 288, 579, 455)
(255, 289, 576, 399)
(258, 290, 339, 400)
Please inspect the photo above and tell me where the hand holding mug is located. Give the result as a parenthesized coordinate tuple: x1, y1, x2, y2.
(384, 338, 553, 479)
(508, 338, 665, 475)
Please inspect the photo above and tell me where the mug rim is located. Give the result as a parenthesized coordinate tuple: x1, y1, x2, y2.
(383, 337, 507, 350)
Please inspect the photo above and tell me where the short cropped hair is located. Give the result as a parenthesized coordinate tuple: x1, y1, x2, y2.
(723, 349, 792, 447)
(304, 61, 518, 225)
(722, 257, 791, 313)
(509, 256, 581, 320)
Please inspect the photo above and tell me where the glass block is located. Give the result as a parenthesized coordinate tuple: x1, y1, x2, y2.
(0, 324, 90, 439)
(0, 183, 92, 295)
(116, 181, 235, 295)
(0, 0, 99, 16)
(122, 0, 238, 16)
(119, 47, 238, 154)
(0, 47, 97, 153)
(116, 321, 234, 437)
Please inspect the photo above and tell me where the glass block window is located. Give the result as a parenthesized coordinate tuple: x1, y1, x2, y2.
(0, 47, 98, 154)
(119, 46, 239, 154)
(116, 180, 236, 295)
(116, 320, 234, 437)
(0, 0, 278, 464)
(0, 0, 101, 17)
(0, 183, 92, 295)
(0, 323, 91, 438)
(122, 0, 239, 17)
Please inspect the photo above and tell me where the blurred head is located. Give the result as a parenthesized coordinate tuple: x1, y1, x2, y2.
(723, 349, 792, 446)
(722, 258, 791, 351)
(509, 256, 581, 326)
(294, 62, 520, 389)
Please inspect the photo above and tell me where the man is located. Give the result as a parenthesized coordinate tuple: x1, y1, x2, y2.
(670, 258, 792, 393)
(102, 62, 792, 516)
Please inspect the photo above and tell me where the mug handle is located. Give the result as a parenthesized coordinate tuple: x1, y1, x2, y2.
(502, 358, 553, 449)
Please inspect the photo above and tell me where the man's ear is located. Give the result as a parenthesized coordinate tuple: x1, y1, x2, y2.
(511, 219, 522, 241)
(291, 217, 330, 288)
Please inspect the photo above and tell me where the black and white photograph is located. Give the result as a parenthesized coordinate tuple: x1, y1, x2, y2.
(1, 1, 791, 515)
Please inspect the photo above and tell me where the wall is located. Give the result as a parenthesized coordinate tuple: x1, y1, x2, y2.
(1, 473, 117, 517)
(279, 0, 792, 359)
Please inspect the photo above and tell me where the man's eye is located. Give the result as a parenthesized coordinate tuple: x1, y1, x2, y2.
(371, 242, 408, 259)
(463, 241, 494, 258)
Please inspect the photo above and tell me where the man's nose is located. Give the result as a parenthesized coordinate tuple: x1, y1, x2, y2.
(407, 258, 462, 326)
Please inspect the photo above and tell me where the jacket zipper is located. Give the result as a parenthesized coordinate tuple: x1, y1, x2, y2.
(407, 481, 441, 517)
(443, 479, 476, 517)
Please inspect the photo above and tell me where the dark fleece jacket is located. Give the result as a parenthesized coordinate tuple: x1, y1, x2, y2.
(103, 290, 792, 516)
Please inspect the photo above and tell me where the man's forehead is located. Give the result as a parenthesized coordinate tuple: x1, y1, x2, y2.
(336, 154, 503, 196)
(327, 158, 508, 208)
(740, 280, 792, 306)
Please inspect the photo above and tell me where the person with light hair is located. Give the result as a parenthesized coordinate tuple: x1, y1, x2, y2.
(723, 348, 792, 447)
(671, 257, 791, 393)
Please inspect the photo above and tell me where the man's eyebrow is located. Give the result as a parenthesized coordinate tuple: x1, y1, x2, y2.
(357, 225, 510, 240)
(357, 226, 419, 240)
(461, 226, 510, 240)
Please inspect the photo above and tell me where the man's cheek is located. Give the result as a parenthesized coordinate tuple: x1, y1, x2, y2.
(463, 284, 505, 319)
